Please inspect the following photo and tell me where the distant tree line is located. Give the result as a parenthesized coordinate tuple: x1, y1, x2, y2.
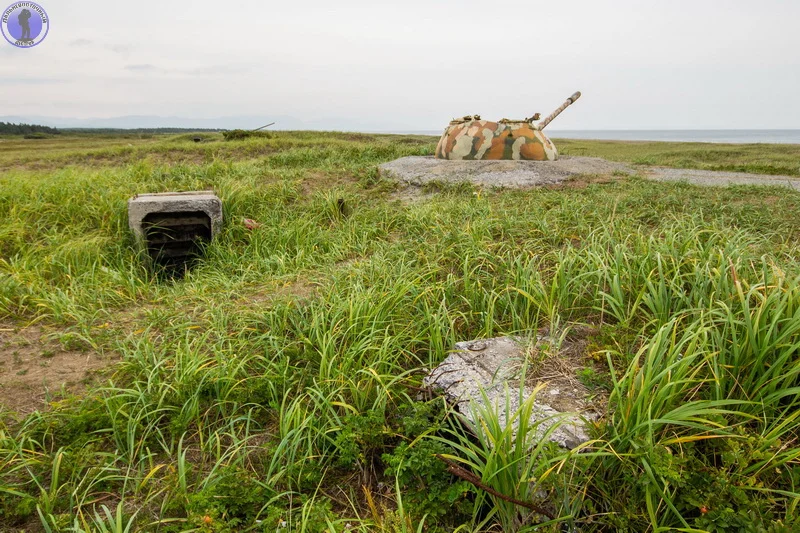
(0, 124, 231, 135)
(0, 122, 61, 135)
(63, 128, 225, 134)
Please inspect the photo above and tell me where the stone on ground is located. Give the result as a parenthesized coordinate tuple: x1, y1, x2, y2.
(425, 336, 598, 449)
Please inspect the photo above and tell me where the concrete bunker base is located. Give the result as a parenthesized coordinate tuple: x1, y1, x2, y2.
(379, 155, 635, 189)
(128, 191, 223, 270)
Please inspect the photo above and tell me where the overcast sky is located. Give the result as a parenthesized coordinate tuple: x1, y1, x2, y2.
(2, 0, 799, 130)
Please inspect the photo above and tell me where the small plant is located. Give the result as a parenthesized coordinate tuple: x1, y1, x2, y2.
(184, 466, 276, 528)
(383, 440, 472, 520)
(313, 189, 352, 223)
(576, 366, 610, 391)
(58, 331, 92, 351)
(86, 501, 139, 533)
(435, 383, 572, 531)
(333, 410, 391, 470)
(221, 129, 273, 141)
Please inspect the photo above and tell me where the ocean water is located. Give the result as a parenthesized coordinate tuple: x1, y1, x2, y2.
(402, 129, 800, 144)
(548, 130, 800, 144)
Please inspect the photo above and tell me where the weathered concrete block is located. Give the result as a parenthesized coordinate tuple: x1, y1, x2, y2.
(128, 191, 223, 243)
(425, 336, 597, 449)
(128, 192, 222, 267)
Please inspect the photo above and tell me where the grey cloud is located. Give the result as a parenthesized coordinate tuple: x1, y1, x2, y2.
(107, 44, 130, 55)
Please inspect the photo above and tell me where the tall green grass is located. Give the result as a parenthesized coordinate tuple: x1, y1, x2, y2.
(2, 132, 800, 531)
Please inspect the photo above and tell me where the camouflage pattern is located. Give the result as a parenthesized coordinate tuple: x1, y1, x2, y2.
(435, 120, 558, 161)
(435, 91, 581, 161)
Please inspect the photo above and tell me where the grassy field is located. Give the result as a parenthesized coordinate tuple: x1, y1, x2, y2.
(1, 131, 800, 532)
(557, 138, 800, 176)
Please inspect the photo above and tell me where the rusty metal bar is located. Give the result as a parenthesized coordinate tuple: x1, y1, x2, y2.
(537, 91, 581, 130)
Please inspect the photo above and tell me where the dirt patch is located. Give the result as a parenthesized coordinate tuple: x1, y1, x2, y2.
(300, 171, 359, 195)
(0, 322, 118, 417)
(387, 185, 438, 204)
(239, 278, 320, 306)
(0, 144, 278, 173)
(143, 151, 210, 167)
(727, 194, 785, 208)
(557, 175, 617, 190)
(523, 327, 607, 415)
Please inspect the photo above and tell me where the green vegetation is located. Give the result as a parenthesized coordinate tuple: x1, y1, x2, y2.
(557, 137, 800, 176)
(62, 128, 223, 135)
(0, 122, 60, 135)
(1, 132, 800, 531)
(222, 129, 274, 141)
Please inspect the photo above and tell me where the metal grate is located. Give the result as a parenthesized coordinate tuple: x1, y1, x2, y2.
(142, 211, 212, 271)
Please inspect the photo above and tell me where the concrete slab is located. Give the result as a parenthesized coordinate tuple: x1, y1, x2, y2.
(379, 155, 634, 188)
(425, 336, 598, 449)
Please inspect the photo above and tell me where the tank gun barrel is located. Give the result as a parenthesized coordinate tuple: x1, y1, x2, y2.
(537, 91, 581, 130)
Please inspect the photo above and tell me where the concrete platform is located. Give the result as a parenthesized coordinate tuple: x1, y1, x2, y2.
(379, 155, 634, 188)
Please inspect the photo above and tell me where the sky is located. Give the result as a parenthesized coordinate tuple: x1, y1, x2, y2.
(1, 0, 799, 131)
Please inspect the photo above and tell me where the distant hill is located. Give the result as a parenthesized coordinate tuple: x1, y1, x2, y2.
(0, 114, 428, 133)
(0, 114, 305, 131)
(62, 127, 225, 134)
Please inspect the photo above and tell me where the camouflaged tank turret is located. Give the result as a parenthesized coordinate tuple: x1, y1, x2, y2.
(435, 91, 581, 161)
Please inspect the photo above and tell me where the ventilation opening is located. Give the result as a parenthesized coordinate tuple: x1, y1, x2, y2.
(142, 211, 212, 273)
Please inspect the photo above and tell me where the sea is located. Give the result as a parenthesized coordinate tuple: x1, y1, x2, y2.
(400, 130, 800, 144)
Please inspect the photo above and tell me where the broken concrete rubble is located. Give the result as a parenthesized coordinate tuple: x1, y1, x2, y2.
(424, 336, 599, 449)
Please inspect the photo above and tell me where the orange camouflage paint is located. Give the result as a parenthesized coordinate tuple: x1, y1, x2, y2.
(436, 120, 558, 161)
(435, 91, 581, 161)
